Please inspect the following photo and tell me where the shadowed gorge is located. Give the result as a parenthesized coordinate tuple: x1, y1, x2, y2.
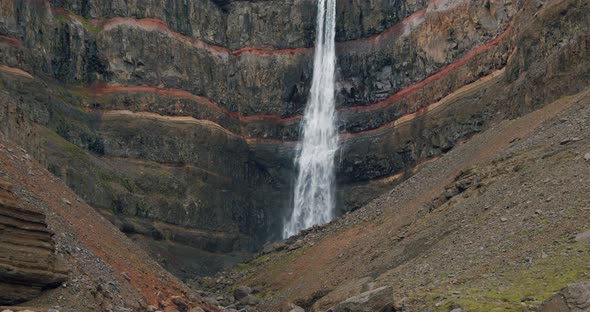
(0, 0, 590, 310)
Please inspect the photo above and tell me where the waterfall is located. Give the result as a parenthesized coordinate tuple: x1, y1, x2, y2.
(284, 0, 338, 238)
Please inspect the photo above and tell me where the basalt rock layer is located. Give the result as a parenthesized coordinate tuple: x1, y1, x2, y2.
(1, 0, 589, 277)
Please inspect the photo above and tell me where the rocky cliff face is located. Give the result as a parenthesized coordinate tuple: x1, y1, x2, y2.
(0, 133, 218, 311)
(1, 0, 588, 278)
(0, 177, 67, 305)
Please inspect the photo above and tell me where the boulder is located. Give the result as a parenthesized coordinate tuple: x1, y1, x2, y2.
(312, 277, 374, 311)
(283, 303, 305, 312)
(575, 230, 590, 242)
(170, 296, 189, 312)
(540, 281, 590, 312)
(328, 286, 394, 312)
(234, 285, 253, 301)
(239, 294, 260, 306)
(288, 240, 305, 251)
(262, 241, 287, 254)
(203, 297, 219, 306)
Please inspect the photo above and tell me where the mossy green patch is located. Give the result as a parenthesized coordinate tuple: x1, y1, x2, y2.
(254, 288, 276, 300)
(240, 245, 310, 292)
(65, 87, 92, 102)
(233, 262, 255, 273)
(40, 127, 88, 160)
(232, 254, 272, 274)
(232, 247, 311, 298)
(54, 13, 69, 25)
(121, 178, 137, 193)
(63, 9, 100, 34)
(46, 83, 91, 109)
(53, 8, 100, 34)
(411, 239, 590, 311)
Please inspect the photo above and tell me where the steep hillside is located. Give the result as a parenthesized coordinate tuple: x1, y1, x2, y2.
(221, 70, 590, 312)
(0, 133, 218, 311)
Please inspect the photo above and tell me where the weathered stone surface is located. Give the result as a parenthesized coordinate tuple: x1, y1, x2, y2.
(540, 281, 590, 312)
(0, 178, 67, 305)
(239, 294, 260, 306)
(575, 230, 590, 242)
(262, 241, 287, 254)
(283, 303, 305, 312)
(233, 285, 253, 301)
(328, 286, 394, 312)
(55, 0, 430, 50)
(312, 277, 374, 312)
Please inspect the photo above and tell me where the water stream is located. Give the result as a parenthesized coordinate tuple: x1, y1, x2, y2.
(284, 0, 338, 238)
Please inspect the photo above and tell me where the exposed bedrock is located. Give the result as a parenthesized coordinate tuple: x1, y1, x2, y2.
(0, 71, 291, 276)
(0, 178, 67, 305)
(89, 0, 518, 118)
(1, 0, 518, 119)
(0, 0, 589, 277)
(50, 0, 430, 50)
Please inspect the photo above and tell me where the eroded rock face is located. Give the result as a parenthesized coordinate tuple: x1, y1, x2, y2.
(541, 282, 590, 312)
(1, 0, 589, 277)
(311, 277, 375, 311)
(0, 178, 67, 305)
(328, 286, 394, 312)
(52, 0, 430, 50)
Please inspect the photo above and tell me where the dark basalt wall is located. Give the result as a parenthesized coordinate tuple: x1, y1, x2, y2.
(1, 0, 589, 278)
(49, 0, 430, 49)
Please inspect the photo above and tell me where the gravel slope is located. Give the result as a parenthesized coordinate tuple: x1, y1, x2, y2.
(225, 87, 590, 312)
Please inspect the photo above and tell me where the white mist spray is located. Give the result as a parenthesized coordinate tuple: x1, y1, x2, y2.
(284, 0, 338, 238)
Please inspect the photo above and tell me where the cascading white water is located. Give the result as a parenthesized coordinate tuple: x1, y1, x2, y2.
(284, 0, 338, 238)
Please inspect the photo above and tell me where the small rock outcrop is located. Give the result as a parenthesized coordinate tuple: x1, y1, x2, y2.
(233, 285, 253, 301)
(238, 294, 260, 306)
(328, 286, 394, 312)
(540, 281, 590, 312)
(575, 230, 590, 242)
(283, 303, 305, 312)
(312, 277, 374, 311)
(0, 178, 67, 305)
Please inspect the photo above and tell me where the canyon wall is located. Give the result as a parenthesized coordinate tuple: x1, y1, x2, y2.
(1, 0, 588, 277)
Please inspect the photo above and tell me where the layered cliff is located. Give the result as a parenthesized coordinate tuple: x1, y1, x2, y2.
(1, 0, 589, 278)
(0, 133, 218, 311)
(215, 3, 590, 308)
(0, 177, 67, 305)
